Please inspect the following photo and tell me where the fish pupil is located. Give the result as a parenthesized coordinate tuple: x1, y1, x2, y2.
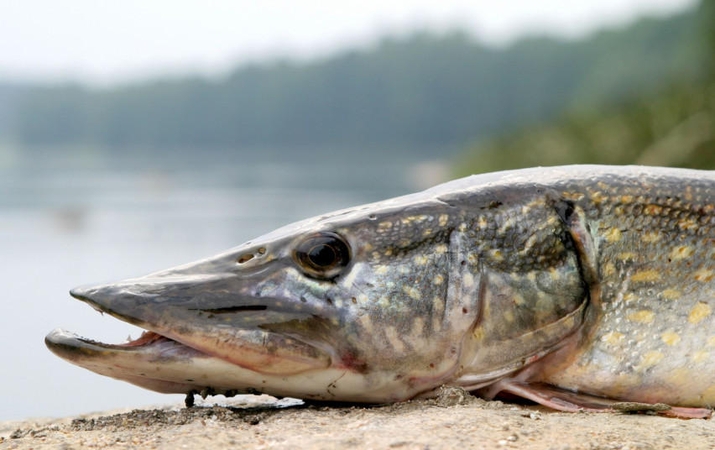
(308, 244, 338, 268)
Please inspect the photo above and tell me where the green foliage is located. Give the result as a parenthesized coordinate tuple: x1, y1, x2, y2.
(699, 0, 715, 75)
(456, 0, 715, 174)
(6, 8, 704, 151)
(456, 79, 715, 174)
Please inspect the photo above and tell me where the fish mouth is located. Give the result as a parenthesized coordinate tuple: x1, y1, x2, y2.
(45, 282, 334, 397)
(45, 328, 227, 395)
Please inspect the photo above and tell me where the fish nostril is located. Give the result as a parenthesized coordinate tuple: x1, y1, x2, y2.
(238, 247, 267, 264)
(237, 253, 254, 264)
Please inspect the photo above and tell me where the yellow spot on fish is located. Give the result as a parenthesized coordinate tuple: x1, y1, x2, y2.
(678, 217, 698, 231)
(432, 316, 441, 333)
(384, 248, 393, 257)
(641, 231, 662, 243)
(628, 310, 655, 324)
(688, 302, 712, 324)
(670, 245, 695, 261)
(694, 268, 714, 282)
(358, 314, 373, 335)
(438, 214, 449, 227)
(434, 244, 448, 255)
(603, 262, 616, 277)
(620, 195, 634, 203)
(411, 317, 425, 340)
(604, 228, 622, 243)
(422, 228, 433, 237)
(477, 216, 488, 229)
(639, 351, 664, 369)
(661, 289, 681, 300)
(548, 267, 561, 280)
(661, 330, 681, 346)
(384, 326, 405, 353)
(644, 204, 663, 216)
(522, 234, 540, 253)
(413, 255, 429, 266)
(601, 331, 624, 346)
(433, 274, 444, 285)
(403, 285, 421, 300)
(374, 265, 389, 275)
(562, 191, 584, 202)
(546, 215, 560, 227)
(462, 272, 475, 289)
(590, 191, 607, 205)
(473, 327, 485, 341)
(490, 249, 504, 262)
(630, 270, 660, 283)
(378, 221, 392, 231)
(708, 336, 715, 347)
(363, 243, 373, 252)
(623, 292, 637, 302)
(498, 217, 517, 232)
(692, 350, 710, 364)
(617, 252, 636, 261)
(503, 310, 515, 323)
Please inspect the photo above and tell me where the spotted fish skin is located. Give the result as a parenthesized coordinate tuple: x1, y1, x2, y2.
(535, 168, 715, 408)
(45, 165, 715, 416)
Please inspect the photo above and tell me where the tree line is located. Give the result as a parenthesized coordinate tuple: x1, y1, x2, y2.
(4, 6, 706, 154)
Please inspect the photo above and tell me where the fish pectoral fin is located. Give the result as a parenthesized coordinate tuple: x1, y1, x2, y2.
(483, 380, 612, 412)
(483, 380, 713, 419)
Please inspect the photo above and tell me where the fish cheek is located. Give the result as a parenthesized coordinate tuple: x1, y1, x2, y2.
(459, 198, 594, 379)
(328, 258, 453, 373)
(477, 256, 586, 342)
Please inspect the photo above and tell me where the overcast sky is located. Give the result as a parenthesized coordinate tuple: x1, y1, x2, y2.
(0, 0, 697, 86)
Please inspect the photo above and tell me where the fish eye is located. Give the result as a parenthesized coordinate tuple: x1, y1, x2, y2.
(294, 232, 351, 280)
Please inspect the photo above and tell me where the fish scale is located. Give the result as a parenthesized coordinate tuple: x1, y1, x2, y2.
(542, 176, 715, 409)
(46, 165, 715, 418)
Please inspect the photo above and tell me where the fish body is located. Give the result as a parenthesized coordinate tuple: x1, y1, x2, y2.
(46, 165, 715, 417)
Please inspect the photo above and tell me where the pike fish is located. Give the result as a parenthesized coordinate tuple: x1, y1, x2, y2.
(46, 165, 715, 418)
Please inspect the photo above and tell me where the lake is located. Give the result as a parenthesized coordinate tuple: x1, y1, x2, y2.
(0, 145, 450, 421)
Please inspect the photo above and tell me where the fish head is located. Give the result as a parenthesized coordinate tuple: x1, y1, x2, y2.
(46, 170, 595, 403)
(46, 195, 478, 402)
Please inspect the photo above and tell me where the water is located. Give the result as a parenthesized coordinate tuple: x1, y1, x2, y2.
(0, 146, 445, 421)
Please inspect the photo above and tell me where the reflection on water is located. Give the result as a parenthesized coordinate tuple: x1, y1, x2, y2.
(0, 147, 441, 421)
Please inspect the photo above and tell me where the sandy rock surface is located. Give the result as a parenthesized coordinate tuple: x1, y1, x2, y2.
(2, 391, 713, 449)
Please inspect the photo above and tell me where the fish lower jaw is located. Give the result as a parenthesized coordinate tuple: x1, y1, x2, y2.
(44, 329, 425, 403)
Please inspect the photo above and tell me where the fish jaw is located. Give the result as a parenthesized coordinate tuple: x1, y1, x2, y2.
(62, 270, 334, 376)
(44, 235, 465, 402)
(45, 328, 225, 395)
(45, 281, 409, 402)
(44, 329, 420, 401)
